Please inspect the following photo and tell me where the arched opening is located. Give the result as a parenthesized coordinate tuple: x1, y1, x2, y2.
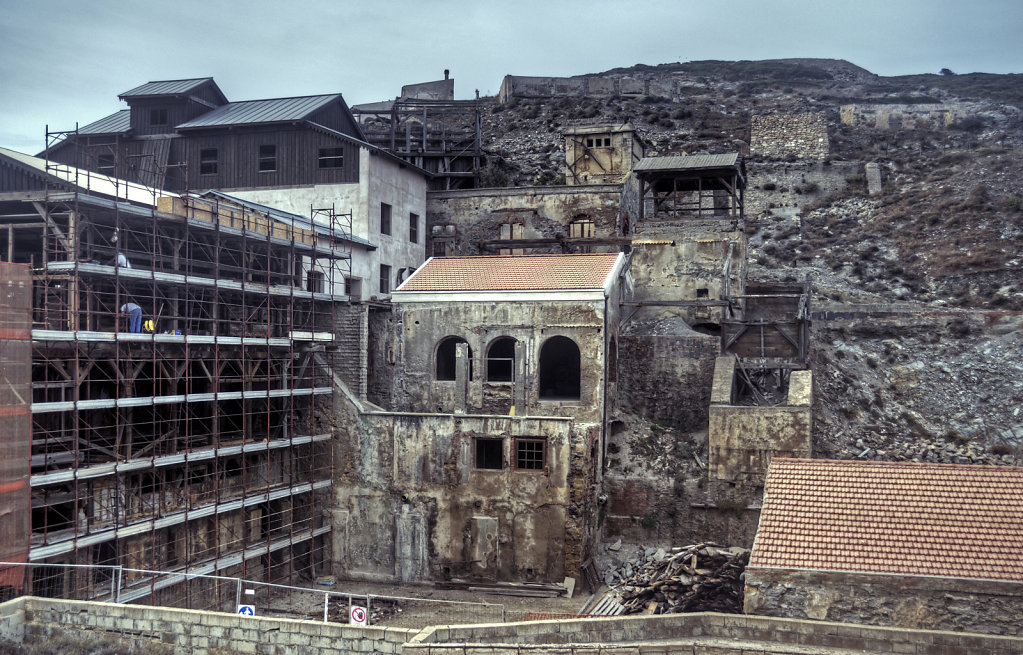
(436, 336, 473, 381)
(538, 336, 581, 400)
(486, 337, 516, 382)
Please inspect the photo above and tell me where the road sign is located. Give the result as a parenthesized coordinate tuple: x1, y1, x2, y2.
(349, 605, 368, 626)
(237, 604, 256, 616)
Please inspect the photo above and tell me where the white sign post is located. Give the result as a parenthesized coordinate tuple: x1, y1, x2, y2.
(237, 604, 256, 617)
(349, 605, 368, 626)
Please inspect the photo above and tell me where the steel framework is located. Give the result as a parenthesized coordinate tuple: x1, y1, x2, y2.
(0, 128, 352, 607)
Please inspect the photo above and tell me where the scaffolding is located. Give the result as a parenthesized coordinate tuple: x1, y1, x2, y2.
(352, 97, 482, 190)
(9, 128, 350, 608)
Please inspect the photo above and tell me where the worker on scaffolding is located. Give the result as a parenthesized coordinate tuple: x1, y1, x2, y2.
(116, 251, 131, 268)
(120, 302, 143, 333)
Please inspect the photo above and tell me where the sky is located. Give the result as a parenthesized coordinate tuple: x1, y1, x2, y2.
(2, 0, 1021, 154)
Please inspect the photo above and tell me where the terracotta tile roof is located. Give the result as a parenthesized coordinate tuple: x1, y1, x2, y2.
(397, 254, 621, 292)
(749, 458, 1023, 582)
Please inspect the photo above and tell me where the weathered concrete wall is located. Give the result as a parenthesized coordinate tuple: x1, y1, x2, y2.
(564, 125, 643, 186)
(229, 148, 428, 300)
(840, 102, 967, 129)
(498, 74, 691, 104)
(426, 184, 625, 256)
(750, 112, 829, 161)
(629, 220, 747, 327)
(708, 359, 812, 480)
(391, 299, 608, 423)
(745, 568, 1023, 637)
(617, 324, 719, 431)
(333, 412, 594, 583)
(6, 596, 416, 655)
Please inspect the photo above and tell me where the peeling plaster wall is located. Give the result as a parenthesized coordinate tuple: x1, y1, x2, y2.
(745, 568, 1023, 636)
(708, 359, 812, 481)
(332, 412, 593, 583)
(426, 185, 625, 256)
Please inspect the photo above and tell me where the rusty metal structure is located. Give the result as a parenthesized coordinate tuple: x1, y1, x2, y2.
(0, 130, 349, 607)
(351, 97, 482, 190)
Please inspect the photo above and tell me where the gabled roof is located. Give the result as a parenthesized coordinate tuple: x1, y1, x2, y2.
(79, 110, 131, 135)
(177, 95, 343, 129)
(396, 253, 623, 293)
(750, 458, 1023, 582)
(120, 78, 225, 102)
(634, 153, 743, 173)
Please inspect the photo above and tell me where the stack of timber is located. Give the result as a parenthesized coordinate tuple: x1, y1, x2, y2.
(597, 543, 749, 616)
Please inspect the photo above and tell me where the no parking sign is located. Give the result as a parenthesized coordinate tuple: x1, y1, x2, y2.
(349, 605, 368, 626)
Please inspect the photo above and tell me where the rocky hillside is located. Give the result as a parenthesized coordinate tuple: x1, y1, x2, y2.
(479, 59, 1023, 464)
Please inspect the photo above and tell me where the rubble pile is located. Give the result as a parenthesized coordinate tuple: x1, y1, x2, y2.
(604, 544, 749, 615)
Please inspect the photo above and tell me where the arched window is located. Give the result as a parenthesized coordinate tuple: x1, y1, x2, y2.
(436, 336, 473, 381)
(486, 337, 516, 382)
(538, 336, 581, 400)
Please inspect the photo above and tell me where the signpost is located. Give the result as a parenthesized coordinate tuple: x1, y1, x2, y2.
(349, 605, 368, 626)
(237, 604, 255, 616)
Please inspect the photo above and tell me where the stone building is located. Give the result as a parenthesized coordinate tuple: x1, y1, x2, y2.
(332, 253, 628, 583)
(564, 124, 644, 186)
(745, 458, 1023, 635)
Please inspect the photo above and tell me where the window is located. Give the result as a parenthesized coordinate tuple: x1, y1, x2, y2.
(318, 147, 344, 168)
(696, 288, 709, 298)
(258, 145, 277, 172)
(380, 203, 392, 235)
(436, 336, 473, 381)
(538, 336, 581, 400)
(409, 213, 419, 243)
(475, 438, 503, 469)
(200, 148, 218, 175)
(515, 439, 545, 470)
(97, 153, 115, 176)
(486, 337, 516, 382)
(499, 222, 524, 255)
(585, 138, 593, 147)
(150, 108, 168, 126)
(344, 277, 361, 298)
(603, 138, 611, 147)
(433, 242, 448, 257)
(570, 219, 595, 238)
(379, 264, 391, 294)
(306, 270, 324, 293)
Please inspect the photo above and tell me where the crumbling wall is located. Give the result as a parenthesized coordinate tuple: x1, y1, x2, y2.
(708, 358, 812, 481)
(745, 568, 1023, 636)
(750, 113, 829, 161)
(332, 411, 591, 583)
(840, 103, 967, 129)
(426, 185, 624, 256)
(498, 74, 690, 104)
(744, 161, 858, 221)
(366, 306, 397, 408)
(334, 303, 369, 400)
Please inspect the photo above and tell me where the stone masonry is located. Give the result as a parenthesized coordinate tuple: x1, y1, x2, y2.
(750, 113, 829, 161)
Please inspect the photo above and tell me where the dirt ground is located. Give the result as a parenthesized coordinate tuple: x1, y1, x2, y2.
(280, 579, 598, 629)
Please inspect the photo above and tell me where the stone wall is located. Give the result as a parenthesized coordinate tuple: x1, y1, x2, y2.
(750, 112, 829, 161)
(335, 303, 369, 400)
(498, 75, 687, 104)
(744, 160, 859, 222)
(840, 103, 968, 129)
(745, 568, 1023, 637)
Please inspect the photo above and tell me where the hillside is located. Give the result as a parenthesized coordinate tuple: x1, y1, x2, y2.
(479, 59, 1023, 465)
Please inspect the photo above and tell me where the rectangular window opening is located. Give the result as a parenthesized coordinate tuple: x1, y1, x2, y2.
(515, 439, 545, 471)
(379, 264, 391, 294)
(306, 270, 325, 293)
(150, 108, 168, 126)
(199, 148, 218, 175)
(380, 203, 392, 235)
(409, 213, 419, 243)
(259, 144, 277, 172)
(475, 438, 503, 469)
(318, 147, 344, 169)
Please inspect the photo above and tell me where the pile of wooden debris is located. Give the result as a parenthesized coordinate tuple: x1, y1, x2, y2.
(591, 543, 749, 616)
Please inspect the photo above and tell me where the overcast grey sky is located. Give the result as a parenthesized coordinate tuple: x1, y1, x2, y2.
(2, 0, 1020, 153)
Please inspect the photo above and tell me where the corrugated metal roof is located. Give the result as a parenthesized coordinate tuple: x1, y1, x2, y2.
(177, 95, 340, 129)
(201, 191, 376, 249)
(396, 254, 621, 292)
(749, 458, 1023, 582)
(120, 78, 214, 98)
(634, 153, 741, 172)
(78, 110, 131, 135)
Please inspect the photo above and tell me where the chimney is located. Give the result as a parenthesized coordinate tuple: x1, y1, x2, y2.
(444, 69, 450, 80)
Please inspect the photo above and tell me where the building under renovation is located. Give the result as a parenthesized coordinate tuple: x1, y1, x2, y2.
(0, 147, 347, 606)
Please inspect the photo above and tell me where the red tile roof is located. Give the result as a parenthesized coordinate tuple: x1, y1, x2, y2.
(749, 458, 1023, 582)
(397, 254, 621, 292)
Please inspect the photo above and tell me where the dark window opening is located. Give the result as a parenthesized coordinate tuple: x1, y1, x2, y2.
(306, 269, 325, 293)
(97, 153, 116, 176)
(696, 288, 709, 298)
(150, 108, 168, 126)
(433, 241, 448, 257)
(379, 264, 391, 294)
(380, 203, 392, 235)
(570, 219, 595, 238)
(409, 213, 419, 243)
(200, 148, 218, 175)
(259, 144, 277, 172)
(515, 439, 545, 470)
(692, 322, 721, 337)
(539, 335, 581, 400)
(475, 438, 503, 469)
(344, 277, 361, 298)
(318, 147, 344, 169)
(603, 137, 611, 147)
(436, 336, 473, 381)
(486, 337, 516, 382)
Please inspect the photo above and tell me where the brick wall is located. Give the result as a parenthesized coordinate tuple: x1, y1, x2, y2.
(334, 304, 369, 399)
